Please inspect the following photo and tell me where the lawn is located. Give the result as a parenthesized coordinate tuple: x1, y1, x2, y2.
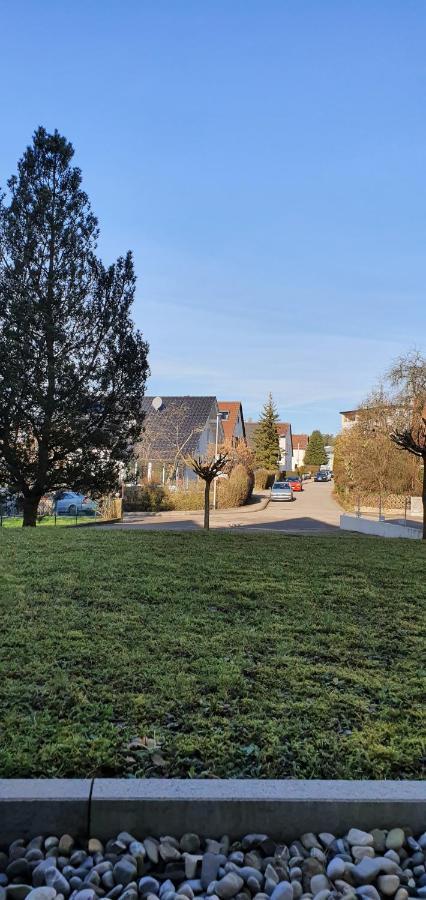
(0, 528, 424, 779)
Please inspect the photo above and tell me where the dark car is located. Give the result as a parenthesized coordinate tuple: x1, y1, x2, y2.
(314, 471, 329, 482)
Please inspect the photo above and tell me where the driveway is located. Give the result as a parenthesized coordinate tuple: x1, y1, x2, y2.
(111, 480, 342, 533)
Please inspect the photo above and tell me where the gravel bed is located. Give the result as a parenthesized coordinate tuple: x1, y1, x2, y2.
(1, 828, 425, 900)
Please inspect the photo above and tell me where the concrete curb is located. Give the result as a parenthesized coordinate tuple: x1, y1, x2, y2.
(0, 779, 92, 843)
(340, 513, 422, 540)
(1, 779, 425, 842)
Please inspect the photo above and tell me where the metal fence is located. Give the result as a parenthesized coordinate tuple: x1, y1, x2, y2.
(354, 495, 420, 529)
(0, 497, 122, 528)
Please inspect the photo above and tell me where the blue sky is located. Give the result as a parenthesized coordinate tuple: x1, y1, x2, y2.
(1, 1, 425, 434)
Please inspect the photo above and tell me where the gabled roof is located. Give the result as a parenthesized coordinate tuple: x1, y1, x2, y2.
(139, 396, 218, 460)
(218, 401, 246, 441)
(245, 421, 292, 447)
(277, 422, 291, 438)
(292, 433, 309, 450)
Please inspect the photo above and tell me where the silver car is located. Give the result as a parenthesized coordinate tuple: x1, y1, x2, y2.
(270, 481, 294, 502)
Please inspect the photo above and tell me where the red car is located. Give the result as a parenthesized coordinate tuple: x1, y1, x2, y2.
(285, 477, 303, 492)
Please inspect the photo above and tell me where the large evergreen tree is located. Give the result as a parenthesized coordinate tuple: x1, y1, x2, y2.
(253, 393, 280, 468)
(0, 128, 149, 525)
(304, 430, 328, 466)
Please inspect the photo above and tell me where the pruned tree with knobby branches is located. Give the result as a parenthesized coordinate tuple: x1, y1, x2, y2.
(387, 351, 426, 538)
(185, 452, 228, 529)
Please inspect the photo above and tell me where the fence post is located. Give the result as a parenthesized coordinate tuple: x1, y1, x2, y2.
(356, 495, 361, 518)
(404, 497, 408, 526)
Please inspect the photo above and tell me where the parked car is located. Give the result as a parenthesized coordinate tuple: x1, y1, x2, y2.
(284, 476, 303, 492)
(270, 482, 294, 502)
(314, 471, 330, 482)
(54, 491, 97, 516)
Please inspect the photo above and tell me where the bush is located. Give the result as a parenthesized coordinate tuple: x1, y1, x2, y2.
(123, 484, 169, 511)
(166, 487, 204, 510)
(254, 468, 276, 490)
(217, 464, 252, 508)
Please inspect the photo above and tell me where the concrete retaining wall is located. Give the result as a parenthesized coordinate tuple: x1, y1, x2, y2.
(340, 514, 422, 539)
(1, 779, 425, 843)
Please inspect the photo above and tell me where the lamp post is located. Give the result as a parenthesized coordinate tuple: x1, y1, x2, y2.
(213, 411, 226, 510)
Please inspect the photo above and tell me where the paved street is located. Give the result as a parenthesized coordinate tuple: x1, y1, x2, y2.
(111, 480, 342, 533)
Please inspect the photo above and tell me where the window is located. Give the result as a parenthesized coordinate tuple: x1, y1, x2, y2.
(220, 410, 229, 420)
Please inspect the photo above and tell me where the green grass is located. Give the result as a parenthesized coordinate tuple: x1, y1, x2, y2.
(0, 528, 425, 779)
(1, 515, 77, 528)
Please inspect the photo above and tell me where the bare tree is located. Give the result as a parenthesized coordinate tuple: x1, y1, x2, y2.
(135, 401, 202, 485)
(387, 351, 426, 538)
(185, 453, 228, 529)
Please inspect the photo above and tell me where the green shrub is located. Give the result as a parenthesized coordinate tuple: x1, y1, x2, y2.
(166, 486, 204, 510)
(123, 484, 169, 511)
(218, 464, 251, 508)
(254, 468, 276, 489)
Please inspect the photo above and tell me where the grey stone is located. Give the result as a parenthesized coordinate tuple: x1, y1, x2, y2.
(44, 868, 70, 897)
(43, 840, 58, 852)
(139, 877, 160, 895)
(88, 840, 103, 856)
(143, 839, 159, 865)
(202, 856, 222, 890)
(7, 860, 31, 881)
(352, 859, 383, 884)
(370, 831, 387, 854)
(181, 836, 201, 855)
(113, 859, 137, 887)
(74, 892, 97, 900)
(386, 831, 405, 852)
(312, 892, 331, 900)
(301, 836, 321, 852)
(58, 836, 75, 856)
(310, 877, 329, 894)
(242, 838, 269, 853)
(355, 888, 380, 900)
(5, 888, 32, 900)
(384, 851, 400, 865)
(26, 891, 57, 900)
(216, 875, 244, 899)
(318, 835, 335, 849)
(160, 845, 181, 863)
(185, 856, 202, 880)
(377, 876, 400, 896)
(270, 884, 293, 900)
(352, 848, 375, 862)
(326, 859, 346, 881)
(347, 832, 373, 849)
(394, 891, 408, 900)
(238, 868, 263, 885)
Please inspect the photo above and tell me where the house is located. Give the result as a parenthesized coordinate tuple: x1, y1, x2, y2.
(340, 409, 360, 430)
(218, 401, 246, 446)
(277, 422, 293, 472)
(245, 420, 293, 472)
(136, 396, 225, 483)
(292, 433, 309, 469)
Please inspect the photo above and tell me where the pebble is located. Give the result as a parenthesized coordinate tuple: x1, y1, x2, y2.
(181, 837, 201, 855)
(347, 832, 374, 848)
(270, 883, 294, 900)
(385, 833, 405, 853)
(0, 827, 422, 900)
(326, 859, 346, 881)
(377, 876, 400, 896)
(216, 874, 244, 898)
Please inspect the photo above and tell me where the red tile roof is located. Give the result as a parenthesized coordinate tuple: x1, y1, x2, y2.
(292, 433, 309, 450)
(277, 422, 291, 437)
(218, 401, 246, 442)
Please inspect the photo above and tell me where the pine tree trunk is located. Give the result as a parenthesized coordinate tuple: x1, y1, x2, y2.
(204, 481, 210, 530)
(422, 454, 426, 540)
(22, 495, 41, 527)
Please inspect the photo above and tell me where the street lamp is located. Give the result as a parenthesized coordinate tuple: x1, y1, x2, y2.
(213, 410, 227, 510)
